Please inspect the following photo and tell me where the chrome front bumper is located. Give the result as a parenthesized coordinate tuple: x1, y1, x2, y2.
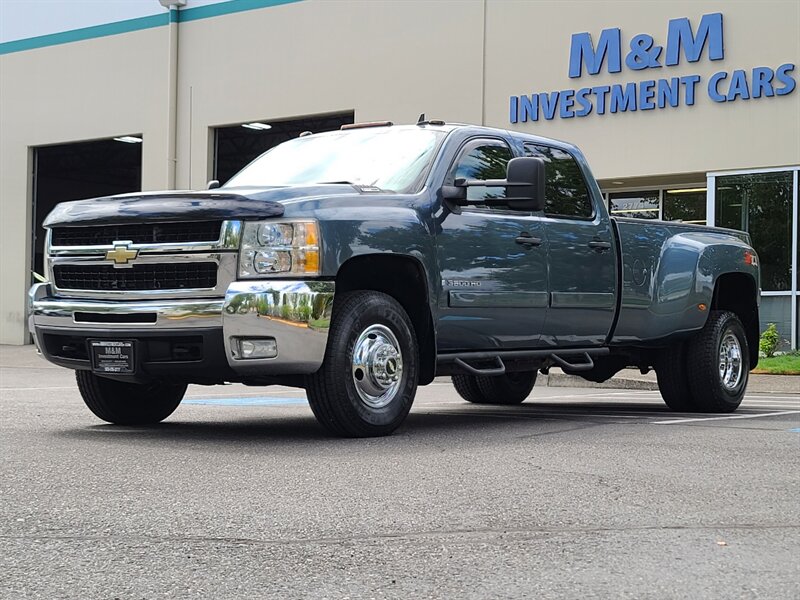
(28, 280, 334, 376)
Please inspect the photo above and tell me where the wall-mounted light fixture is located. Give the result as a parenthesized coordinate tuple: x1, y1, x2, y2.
(241, 123, 272, 131)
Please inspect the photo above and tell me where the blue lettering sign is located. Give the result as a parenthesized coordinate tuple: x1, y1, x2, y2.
(639, 80, 657, 109)
(559, 89, 576, 118)
(575, 88, 593, 116)
(568, 28, 622, 78)
(727, 69, 750, 101)
(657, 77, 680, 107)
(751, 67, 775, 98)
(592, 85, 611, 114)
(708, 71, 727, 102)
(510, 14, 795, 123)
(521, 94, 538, 121)
(775, 63, 797, 95)
(610, 83, 637, 112)
(680, 75, 701, 105)
(665, 13, 724, 66)
(540, 91, 560, 120)
(625, 34, 663, 71)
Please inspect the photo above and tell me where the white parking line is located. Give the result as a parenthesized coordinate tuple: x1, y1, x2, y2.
(0, 386, 76, 391)
(654, 410, 800, 424)
(427, 410, 646, 420)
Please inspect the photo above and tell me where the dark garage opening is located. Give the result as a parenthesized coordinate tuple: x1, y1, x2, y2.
(213, 112, 354, 185)
(32, 137, 142, 277)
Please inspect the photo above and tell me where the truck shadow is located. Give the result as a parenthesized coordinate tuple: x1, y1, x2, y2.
(53, 400, 675, 448)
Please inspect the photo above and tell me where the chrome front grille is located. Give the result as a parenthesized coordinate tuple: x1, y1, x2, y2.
(46, 220, 241, 300)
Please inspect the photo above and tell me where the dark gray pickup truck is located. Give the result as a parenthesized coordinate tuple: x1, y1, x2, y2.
(29, 121, 760, 437)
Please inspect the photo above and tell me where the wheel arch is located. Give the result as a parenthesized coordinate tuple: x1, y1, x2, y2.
(711, 272, 760, 368)
(335, 254, 436, 385)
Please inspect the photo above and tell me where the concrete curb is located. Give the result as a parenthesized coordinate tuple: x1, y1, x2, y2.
(543, 369, 798, 394)
(543, 372, 658, 390)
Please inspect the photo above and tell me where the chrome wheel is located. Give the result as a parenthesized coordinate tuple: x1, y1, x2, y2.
(351, 324, 404, 408)
(718, 331, 743, 391)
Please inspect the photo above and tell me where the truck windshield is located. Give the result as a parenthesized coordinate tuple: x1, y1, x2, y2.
(224, 127, 445, 193)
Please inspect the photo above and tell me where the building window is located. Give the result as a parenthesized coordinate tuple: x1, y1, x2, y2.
(608, 190, 660, 219)
(715, 171, 794, 291)
(663, 188, 707, 224)
(708, 166, 799, 350)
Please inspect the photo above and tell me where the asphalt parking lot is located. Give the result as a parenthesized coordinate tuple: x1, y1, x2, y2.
(1, 346, 798, 599)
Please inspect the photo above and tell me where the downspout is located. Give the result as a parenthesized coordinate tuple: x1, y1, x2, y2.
(480, 0, 487, 126)
(161, 0, 185, 189)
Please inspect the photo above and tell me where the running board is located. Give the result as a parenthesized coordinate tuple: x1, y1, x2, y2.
(437, 348, 610, 376)
(549, 352, 595, 372)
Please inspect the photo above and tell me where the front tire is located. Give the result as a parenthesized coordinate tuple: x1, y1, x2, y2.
(305, 291, 418, 437)
(686, 310, 749, 412)
(76, 371, 186, 425)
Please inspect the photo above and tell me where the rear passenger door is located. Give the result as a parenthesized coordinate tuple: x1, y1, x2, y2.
(435, 138, 549, 351)
(523, 143, 617, 347)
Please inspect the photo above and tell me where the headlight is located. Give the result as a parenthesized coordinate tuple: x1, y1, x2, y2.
(239, 220, 321, 277)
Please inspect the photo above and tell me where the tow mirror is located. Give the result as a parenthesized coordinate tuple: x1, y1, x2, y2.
(440, 157, 546, 212)
(505, 157, 545, 212)
(441, 185, 467, 202)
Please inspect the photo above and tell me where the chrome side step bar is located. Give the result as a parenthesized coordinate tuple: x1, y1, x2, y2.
(437, 347, 610, 376)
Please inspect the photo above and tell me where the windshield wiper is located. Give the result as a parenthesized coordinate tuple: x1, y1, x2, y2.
(316, 181, 389, 193)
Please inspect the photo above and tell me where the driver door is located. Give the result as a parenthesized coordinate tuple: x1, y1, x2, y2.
(435, 138, 549, 352)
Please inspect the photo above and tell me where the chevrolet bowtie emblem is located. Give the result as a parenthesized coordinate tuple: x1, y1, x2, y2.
(106, 242, 139, 266)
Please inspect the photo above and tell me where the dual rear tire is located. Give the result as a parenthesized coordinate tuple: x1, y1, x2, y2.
(656, 310, 749, 413)
(452, 371, 537, 405)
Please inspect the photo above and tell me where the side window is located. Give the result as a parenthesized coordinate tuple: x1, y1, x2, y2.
(523, 143, 594, 218)
(451, 140, 513, 204)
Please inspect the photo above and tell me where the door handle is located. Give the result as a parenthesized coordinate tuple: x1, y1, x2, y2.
(515, 234, 543, 247)
(588, 240, 612, 251)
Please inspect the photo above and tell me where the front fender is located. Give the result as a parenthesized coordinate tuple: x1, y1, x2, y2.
(282, 197, 437, 301)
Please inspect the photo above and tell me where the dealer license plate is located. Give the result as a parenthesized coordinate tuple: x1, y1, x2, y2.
(90, 340, 135, 374)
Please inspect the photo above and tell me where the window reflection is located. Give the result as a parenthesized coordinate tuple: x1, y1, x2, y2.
(663, 188, 707, 224)
(453, 143, 512, 202)
(716, 171, 793, 291)
(523, 144, 593, 218)
(609, 190, 660, 219)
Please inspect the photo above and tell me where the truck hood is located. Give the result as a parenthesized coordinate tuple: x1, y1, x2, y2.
(43, 185, 356, 227)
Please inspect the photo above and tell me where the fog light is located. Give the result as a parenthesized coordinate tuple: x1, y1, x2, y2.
(236, 337, 278, 359)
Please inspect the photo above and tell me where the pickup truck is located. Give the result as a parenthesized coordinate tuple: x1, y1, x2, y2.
(28, 121, 760, 437)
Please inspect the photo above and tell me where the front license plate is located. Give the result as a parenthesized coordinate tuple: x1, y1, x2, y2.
(90, 340, 135, 374)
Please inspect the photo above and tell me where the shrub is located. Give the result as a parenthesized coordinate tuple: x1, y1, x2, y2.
(759, 323, 780, 358)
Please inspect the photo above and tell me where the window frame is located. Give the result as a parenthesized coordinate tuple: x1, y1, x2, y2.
(522, 142, 596, 221)
(445, 136, 523, 215)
